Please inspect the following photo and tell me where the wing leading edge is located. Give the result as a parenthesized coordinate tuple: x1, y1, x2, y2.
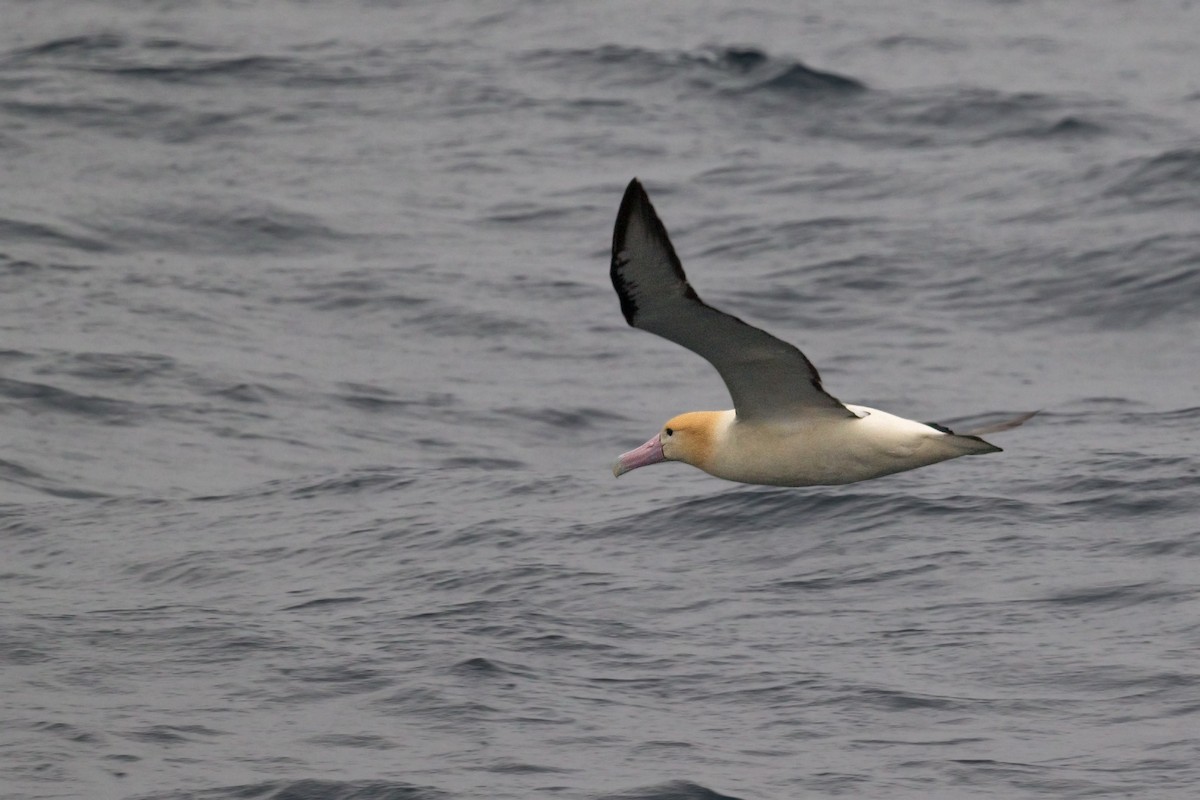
(610, 179, 852, 421)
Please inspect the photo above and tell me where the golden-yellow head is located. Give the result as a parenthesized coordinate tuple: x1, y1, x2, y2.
(612, 411, 723, 477)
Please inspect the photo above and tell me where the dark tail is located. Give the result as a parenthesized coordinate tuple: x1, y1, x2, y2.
(961, 410, 1039, 437)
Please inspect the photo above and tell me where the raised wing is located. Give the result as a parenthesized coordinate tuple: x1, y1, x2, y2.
(611, 179, 853, 422)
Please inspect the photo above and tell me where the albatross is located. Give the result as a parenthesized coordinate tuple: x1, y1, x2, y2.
(610, 178, 1034, 486)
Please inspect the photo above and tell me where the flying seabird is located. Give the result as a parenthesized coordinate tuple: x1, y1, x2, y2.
(610, 178, 1035, 486)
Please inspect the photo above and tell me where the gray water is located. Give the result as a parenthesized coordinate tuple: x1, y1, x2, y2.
(3, 2, 1200, 799)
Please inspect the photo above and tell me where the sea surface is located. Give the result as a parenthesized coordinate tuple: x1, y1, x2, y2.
(3, 2, 1199, 799)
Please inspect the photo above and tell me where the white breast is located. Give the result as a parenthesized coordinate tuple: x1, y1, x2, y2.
(702, 406, 991, 487)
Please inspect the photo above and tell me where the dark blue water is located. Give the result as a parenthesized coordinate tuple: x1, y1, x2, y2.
(3, 2, 1199, 799)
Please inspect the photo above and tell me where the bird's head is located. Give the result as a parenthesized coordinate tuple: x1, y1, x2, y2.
(612, 411, 722, 477)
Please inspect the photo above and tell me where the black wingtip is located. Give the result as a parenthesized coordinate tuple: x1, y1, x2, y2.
(612, 178, 646, 247)
(613, 178, 649, 251)
(610, 178, 652, 326)
(610, 178, 698, 327)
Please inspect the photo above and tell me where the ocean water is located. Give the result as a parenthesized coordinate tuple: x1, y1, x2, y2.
(2, 1, 1199, 798)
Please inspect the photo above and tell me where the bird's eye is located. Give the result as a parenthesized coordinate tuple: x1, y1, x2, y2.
(665, 428, 674, 436)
